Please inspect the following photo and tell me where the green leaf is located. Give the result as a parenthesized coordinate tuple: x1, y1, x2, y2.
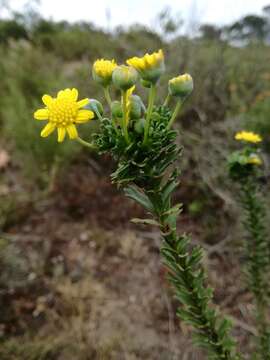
(131, 218, 160, 227)
(217, 318, 233, 340)
(124, 185, 154, 212)
(161, 177, 180, 205)
(162, 203, 182, 217)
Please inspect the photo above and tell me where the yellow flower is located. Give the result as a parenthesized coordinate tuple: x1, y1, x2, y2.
(34, 88, 94, 142)
(247, 155, 262, 166)
(235, 131, 262, 143)
(127, 49, 165, 83)
(92, 59, 117, 86)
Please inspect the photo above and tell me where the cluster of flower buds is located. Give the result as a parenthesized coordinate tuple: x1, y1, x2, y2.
(92, 50, 194, 143)
(34, 49, 194, 144)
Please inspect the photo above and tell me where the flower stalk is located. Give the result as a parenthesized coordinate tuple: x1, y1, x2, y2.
(167, 101, 182, 129)
(103, 86, 112, 107)
(163, 93, 171, 107)
(143, 84, 156, 145)
(76, 136, 96, 149)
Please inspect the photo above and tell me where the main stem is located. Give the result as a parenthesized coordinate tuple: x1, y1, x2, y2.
(159, 221, 237, 359)
(143, 84, 156, 145)
(143, 186, 240, 359)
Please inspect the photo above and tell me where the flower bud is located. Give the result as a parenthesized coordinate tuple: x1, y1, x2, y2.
(127, 49, 165, 84)
(129, 95, 145, 119)
(168, 74, 193, 99)
(134, 118, 146, 134)
(92, 59, 117, 87)
(112, 65, 138, 91)
(111, 100, 123, 118)
(86, 99, 104, 118)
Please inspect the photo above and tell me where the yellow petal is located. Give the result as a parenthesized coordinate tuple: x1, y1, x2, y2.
(66, 124, 78, 139)
(57, 88, 71, 99)
(144, 55, 152, 67)
(75, 110, 94, 123)
(34, 108, 49, 120)
(40, 122, 56, 137)
(127, 85, 135, 99)
(57, 89, 65, 98)
(42, 95, 53, 107)
(158, 49, 164, 59)
(77, 98, 89, 109)
(57, 127, 66, 142)
(71, 88, 78, 101)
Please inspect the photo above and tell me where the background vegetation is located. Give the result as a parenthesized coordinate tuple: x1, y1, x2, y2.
(1, 1, 270, 359)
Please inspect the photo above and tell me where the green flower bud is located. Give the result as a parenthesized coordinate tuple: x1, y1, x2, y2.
(111, 100, 123, 118)
(129, 95, 145, 119)
(112, 65, 138, 91)
(134, 118, 146, 134)
(168, 74, 193, 99)
(84, 99, 103, 119)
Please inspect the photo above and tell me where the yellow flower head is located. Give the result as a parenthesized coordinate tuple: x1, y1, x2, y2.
(92, 59, 117, 86)
(235, 131, 262, 144)
(127, 49, 165, 83)
(34, 88, 94, 142)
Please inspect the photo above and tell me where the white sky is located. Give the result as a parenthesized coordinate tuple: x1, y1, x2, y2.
(4, 0, 270, 29)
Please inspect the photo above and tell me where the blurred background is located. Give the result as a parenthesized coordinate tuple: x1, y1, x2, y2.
(1, 0, 270, 358)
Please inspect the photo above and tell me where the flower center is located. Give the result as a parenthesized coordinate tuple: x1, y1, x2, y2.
(48, 99, 78, 126)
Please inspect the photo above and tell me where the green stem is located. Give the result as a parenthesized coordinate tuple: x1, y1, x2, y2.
(121, 90, 130, 144)
(133, 185, 241, 359)
(160, 228, 238, 360)
(94, 108, 103, 122)
(163, 93, 171, 107)
(103, 86, 112, 107)
(167, 101, 182, 129)
(143, 84, 156, 145)
(76, 136, 96, 149)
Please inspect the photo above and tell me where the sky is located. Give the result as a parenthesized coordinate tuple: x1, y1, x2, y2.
(4, 0, 270, 29)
